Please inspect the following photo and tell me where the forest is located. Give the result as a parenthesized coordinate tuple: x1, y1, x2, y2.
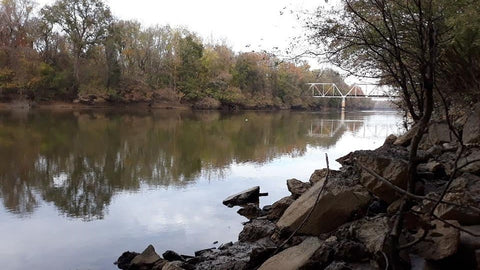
(0, 0, 373, 110)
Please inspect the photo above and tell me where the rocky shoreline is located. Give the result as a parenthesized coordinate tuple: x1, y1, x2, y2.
(115, 105, 480, 270)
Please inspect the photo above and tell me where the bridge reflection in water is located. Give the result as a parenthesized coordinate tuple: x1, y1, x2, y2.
(308, 113, 401, 139)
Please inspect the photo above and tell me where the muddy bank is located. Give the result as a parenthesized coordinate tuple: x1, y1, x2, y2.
(114, 104, 480, 270)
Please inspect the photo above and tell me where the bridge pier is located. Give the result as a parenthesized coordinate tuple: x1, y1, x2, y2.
(341, 97, 346, 111)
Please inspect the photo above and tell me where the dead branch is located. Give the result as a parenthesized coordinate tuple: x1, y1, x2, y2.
(275, 153, 330, 254)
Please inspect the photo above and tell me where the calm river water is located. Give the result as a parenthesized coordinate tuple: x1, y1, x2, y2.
(0, 109, 403, 270)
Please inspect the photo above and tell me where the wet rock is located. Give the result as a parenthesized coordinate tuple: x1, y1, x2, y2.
(394, 124, 420, 146)
(413, 220, 460, 260)
(287, 178, 311, 198)
(237, 203, 261, 219)
(162, 250, 185, 262)
(194, 241, 255, 270)
(463, 103, 480, 145)
(355, 151, 409, 203)
(267, 196, 294, 220)
(223, 186, 260, 207)
(309, 169, 340, 184)
(238, 219, 276, 242)
(130, 245, 162, 269)
(434, 173, 480, 225)
(115, 251, 139, 270)
(258, 237, 322, 270)
(277, 177, 371, 236)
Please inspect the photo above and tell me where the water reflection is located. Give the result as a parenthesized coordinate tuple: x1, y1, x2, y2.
(0, 110, 401, 220)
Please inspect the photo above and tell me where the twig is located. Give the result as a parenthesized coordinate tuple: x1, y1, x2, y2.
(398, 228, 429, 250)
(356, 161, 480, 213)
(429, 145, 465, 216)
(381, 251, 389, 270)
(432, 214, 480, 237)
(275, 153, 330, 254)
(457, 158, 480, 171)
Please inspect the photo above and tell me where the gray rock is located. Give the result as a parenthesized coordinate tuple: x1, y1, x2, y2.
(162, 261, 184, 270)
(130, 245, 162, 268)
(238, 219, 276, 242)
(463, 103, 480, 145)
(458, 148, 480, 174)
(309, 169, 340, 184)
(258, 237, 322, 270)
(237, 203, 261, 219)
(277, 177, 371, 236)
(412, 220, 460, 260)
(115, 251, 139, 270)
(354, 217, 390, 254)
(427, 121, 454, 145)
(287, 178, 311, 198)
(162, 250, 184, 262)
(384, 134, 398, 145)
(394, 124, 420, 146)
(355, 151, 409, 203)
(223, 186, 260, 207)
(434, 173, 480, 225)
(267, 196, 294, 220)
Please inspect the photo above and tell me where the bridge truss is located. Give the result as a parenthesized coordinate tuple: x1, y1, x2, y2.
(307, 83, 399, 99)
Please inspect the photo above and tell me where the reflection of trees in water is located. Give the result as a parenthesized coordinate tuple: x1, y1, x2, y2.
(0, 110, 367, 219)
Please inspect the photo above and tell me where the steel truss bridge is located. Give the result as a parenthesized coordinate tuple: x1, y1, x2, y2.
(307, 83, 399, 99)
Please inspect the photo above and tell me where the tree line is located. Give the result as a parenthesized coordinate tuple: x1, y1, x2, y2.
(0, 0, 369, 110)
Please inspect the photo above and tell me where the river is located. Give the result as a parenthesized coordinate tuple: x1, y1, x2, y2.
(0, 109, 403, 270)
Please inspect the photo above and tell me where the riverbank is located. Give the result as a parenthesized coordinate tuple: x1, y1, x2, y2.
(114, 104, 480, 269)
(0, 95, 396, 111)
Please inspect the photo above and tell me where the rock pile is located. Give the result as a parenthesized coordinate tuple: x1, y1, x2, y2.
(115, 104, 480, 270)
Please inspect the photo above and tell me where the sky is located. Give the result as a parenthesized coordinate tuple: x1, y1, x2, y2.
(36, 0, 322, 54)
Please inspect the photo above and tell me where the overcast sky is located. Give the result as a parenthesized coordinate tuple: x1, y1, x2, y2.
(35, 0, 322, 54)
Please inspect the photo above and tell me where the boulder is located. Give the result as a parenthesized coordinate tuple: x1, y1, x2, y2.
(384, 134, 398, 145)
(277, 177, 371, 236)
(417, 161, 443, 174)
(115, 251, 139, 270)
(130, 245, 162, 269)
(237, 203, 261, 219)
(309, 169, 340, 184)
(435, 173, 480, 225)
(355, 151, 409, 203)
(223, 186, 260, 207)
(324, 261, 376, 270)
(238, 219, 276, 242)
(162, 250, 185, 262)
(463, 103, 480, 145)
(162, 261, 184, 270)
(267, 196, 294, 220)
(427, 121, 453, 146)
(258, 237, 322, 270)
(458, 148, 480, 174)
(354, 217, 390, 253)
(394, 124, 420, 146)
(413, 220, 460, 260)
(287, 178, 311, 198)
